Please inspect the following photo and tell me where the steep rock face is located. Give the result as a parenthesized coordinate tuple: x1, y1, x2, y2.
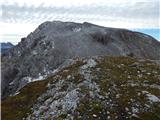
(2, 56, 160, 120)
(1, 21, 160, 99)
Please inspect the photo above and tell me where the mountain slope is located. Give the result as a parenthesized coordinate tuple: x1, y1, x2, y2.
(1, 21, 160, 100)
(2, 56, 160, 120)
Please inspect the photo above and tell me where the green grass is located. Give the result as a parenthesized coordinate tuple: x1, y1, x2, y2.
(2, 56, 160, 120)
(1, 80, 48, 120)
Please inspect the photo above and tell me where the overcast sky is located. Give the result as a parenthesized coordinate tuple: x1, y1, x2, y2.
(0, 0, 159, 44)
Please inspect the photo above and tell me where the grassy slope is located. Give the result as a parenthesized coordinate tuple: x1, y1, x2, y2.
(1, 81, 49, 120)
(1, 56, 160, 120)
(72, 57, 160, 120)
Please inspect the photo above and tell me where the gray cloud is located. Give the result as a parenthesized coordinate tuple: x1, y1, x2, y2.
(0, 0, 159, 44)
(1, 1, 159, 25)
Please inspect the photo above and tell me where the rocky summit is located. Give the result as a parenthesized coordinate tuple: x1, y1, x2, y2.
(1, 21, 160, 120)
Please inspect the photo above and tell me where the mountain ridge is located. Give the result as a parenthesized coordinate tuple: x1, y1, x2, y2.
(2, 56, 160, 120)
(1, 21, 160, 100)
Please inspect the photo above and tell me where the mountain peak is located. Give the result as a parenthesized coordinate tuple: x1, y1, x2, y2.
(1, 21, 160, 100)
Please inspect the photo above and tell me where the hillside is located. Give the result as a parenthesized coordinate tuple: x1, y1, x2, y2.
(2, 56, 160, 120)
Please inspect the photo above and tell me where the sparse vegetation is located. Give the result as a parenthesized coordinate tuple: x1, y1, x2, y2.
(2, 56, 160, 120)
(1, 80, 48, 120)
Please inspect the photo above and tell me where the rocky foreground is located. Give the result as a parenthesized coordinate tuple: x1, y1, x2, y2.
(2, 56, 160, 120)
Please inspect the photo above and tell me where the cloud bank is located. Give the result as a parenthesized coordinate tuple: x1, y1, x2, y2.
(0, 0, 159, 44)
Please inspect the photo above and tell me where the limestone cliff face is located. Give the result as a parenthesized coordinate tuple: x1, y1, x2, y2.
(1, 21, 160, 99)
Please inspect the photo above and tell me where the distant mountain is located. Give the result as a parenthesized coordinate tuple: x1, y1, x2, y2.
(1, 42, 14, 53)
(1, 21, 160, 101)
